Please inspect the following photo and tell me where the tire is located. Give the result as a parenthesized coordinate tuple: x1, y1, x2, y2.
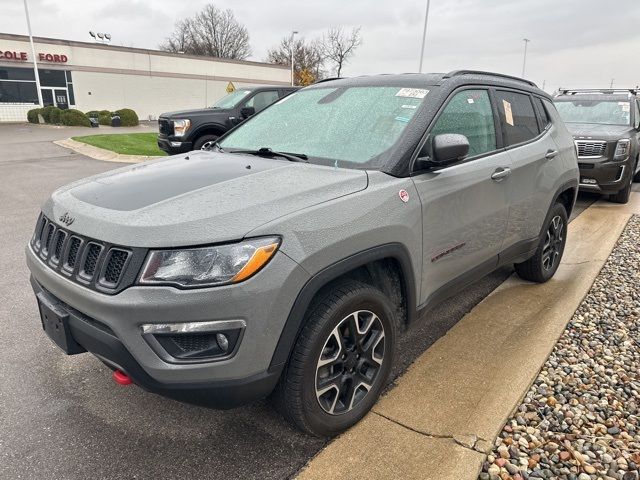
(609, 173, 632, 204)
(273, 280, 397, 437)
(193, 134, 219, 151)
(632, 157, 640, 182)
(514, 202, 568, 283)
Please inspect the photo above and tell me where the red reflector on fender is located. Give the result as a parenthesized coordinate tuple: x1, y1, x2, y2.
(113, 370, 132, 385)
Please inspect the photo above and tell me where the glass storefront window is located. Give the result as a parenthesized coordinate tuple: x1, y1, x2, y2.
(38, 69, 66, 87)
(0, 66, 35, 81)
(0, 81, 38, 103)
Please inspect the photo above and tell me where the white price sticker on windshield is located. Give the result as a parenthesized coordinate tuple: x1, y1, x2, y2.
(396, 88, 429, 99)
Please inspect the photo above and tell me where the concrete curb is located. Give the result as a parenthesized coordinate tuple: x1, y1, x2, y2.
(296, 193, 640, 480)
(53, 138, 159, 163)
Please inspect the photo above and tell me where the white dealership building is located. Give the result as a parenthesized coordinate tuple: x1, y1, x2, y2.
(0, 33, 290, 122)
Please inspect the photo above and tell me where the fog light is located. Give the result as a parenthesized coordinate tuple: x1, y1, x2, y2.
(216, 333, 229, 352)
(170, 141, 182, 147)
(582, 178, 597, 185)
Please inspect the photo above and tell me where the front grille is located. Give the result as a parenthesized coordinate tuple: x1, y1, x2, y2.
(575, 140, 607, 158)
(158, 118, 173, 136)
(30, 214, 146, 294)
(578, 163, 594, 170)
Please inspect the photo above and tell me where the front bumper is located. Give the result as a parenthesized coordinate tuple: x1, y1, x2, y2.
(26, 245, 310, 407)
(578, 158, 632, 194)
(157, 135, 192, 154)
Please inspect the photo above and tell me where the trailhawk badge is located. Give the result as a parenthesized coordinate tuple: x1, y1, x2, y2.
(58, 212, 75, 226)
(398, 189, 409, 203)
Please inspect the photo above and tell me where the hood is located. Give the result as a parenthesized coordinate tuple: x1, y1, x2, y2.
(45, 151, 368, 248)
(160, 108, 230, 119)
(566, 123, 634, 141)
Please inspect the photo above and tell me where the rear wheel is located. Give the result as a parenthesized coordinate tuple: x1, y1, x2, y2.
(514, 202, 567, 283)
(274, 280, 396, 437)
(193, 134, 219, 151)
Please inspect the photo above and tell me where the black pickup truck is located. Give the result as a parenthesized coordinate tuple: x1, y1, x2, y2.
(157, 85, 299, 154)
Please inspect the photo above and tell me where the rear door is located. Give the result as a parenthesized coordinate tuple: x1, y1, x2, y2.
(495, 90, 559, 249)
(411, 88, 511, 304)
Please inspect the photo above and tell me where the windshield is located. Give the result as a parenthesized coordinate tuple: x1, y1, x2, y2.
(554, 99, 631, 126)
(212, 90, 251, 109)
(219, 86, 429, 168)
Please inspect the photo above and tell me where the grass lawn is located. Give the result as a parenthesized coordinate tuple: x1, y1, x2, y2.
(72, 132, 166, 156)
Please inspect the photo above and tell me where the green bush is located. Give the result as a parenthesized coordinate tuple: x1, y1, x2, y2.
(41, 105, 61, 123)
(98, 113, 112, 126)
(49, 107, 62, 124)
(27, 108, 44, 124)
(85, 110, 100, 118)
(115, 108, 139, 126)
(61, 109, 91, 127)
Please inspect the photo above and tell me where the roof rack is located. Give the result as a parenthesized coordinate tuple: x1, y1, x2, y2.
(443, 70, 537, 87)
(558, 88, 638, 95)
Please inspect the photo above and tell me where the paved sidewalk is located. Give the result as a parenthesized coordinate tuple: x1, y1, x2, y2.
(297, 193, 640, 480)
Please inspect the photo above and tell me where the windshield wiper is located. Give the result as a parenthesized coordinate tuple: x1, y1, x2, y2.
(227, 147, 309, 163)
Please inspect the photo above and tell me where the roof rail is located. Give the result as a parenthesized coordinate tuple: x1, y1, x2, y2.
(313, 77, 344, 84)
(557, 88, 638, 95)
(443, 70, 537, 87)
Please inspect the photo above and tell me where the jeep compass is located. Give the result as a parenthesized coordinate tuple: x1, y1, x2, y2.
(26, 71, 578, 436)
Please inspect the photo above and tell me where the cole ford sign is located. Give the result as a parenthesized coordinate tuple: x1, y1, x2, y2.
(0, 49, 68, 63)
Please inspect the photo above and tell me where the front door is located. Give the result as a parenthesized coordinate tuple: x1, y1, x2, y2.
(41, 89, 54, 107)
(54, 89, 69, 110)
(411, 88, 511, 305)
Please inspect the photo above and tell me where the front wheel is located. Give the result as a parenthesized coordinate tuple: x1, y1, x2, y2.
(193, 134, 219, 151)
(515, 202, 567, 283)
(274, 281, 396, 437)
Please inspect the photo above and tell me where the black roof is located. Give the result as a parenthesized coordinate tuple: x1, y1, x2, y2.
(305, 70, 549, 99)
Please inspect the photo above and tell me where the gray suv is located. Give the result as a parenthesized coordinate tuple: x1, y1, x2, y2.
(26, 71, 579, 437)
(554, 88, 640, 203)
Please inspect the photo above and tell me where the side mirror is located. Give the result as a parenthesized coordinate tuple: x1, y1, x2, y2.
(240, 106, 255, 118)
(431, 134, 469, 166)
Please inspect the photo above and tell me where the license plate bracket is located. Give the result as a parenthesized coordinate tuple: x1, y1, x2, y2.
(36, 293, 86, 355)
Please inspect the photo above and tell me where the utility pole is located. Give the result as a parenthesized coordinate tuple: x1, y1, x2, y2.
(521, 38, 530, 78)
(23, 0, 43, 107)
(418, 0, 431, 73)
(290, 30, 298, 86)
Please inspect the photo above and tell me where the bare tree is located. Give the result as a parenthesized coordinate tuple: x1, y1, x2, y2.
(321, 27, 362, 77)
(160, 4, 251, 60)
(266, 36, 324, 85)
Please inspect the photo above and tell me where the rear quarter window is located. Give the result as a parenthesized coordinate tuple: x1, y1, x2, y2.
(495, 90, 540, 147)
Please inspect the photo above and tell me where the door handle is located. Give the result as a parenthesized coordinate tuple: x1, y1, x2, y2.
(491, 167, 511, 181)
(545, 149, 558, 159)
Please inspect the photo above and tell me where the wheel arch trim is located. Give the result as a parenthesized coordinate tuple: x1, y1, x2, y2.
(268, 243, 417, 371)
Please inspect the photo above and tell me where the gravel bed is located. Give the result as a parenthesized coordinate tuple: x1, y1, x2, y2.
(479, 215, 640, 480)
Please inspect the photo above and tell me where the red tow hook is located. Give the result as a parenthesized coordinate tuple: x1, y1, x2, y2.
(112, 369, 133, 385)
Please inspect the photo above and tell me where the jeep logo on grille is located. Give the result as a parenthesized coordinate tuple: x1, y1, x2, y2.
(59, 212, 75, 226)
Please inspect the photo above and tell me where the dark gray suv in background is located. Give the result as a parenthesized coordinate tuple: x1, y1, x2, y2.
(27, 71, 578, 436)
(554, 88, 640, 203)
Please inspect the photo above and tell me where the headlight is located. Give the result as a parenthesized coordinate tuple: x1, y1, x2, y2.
(172, 119, 191, 137)
(614, 139, 631, 160)
(139, 237, 280, 288)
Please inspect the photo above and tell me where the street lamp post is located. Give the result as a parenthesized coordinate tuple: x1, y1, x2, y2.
(23, 0, 43, 107)
(290, 30, 298, 86)
(418, 0, 431, 73)
(521, 38, 530, 78)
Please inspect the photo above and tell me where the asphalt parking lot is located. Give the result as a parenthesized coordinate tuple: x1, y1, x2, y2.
(0, 123, 608, 480)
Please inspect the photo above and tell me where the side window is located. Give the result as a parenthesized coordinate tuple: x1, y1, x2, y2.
(533, 97, 551, 129)
(495, 90, 540, 146)
(430, 89, 497, 157)
(245, 90, 280, 113)
(634, 100, 640, 129)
